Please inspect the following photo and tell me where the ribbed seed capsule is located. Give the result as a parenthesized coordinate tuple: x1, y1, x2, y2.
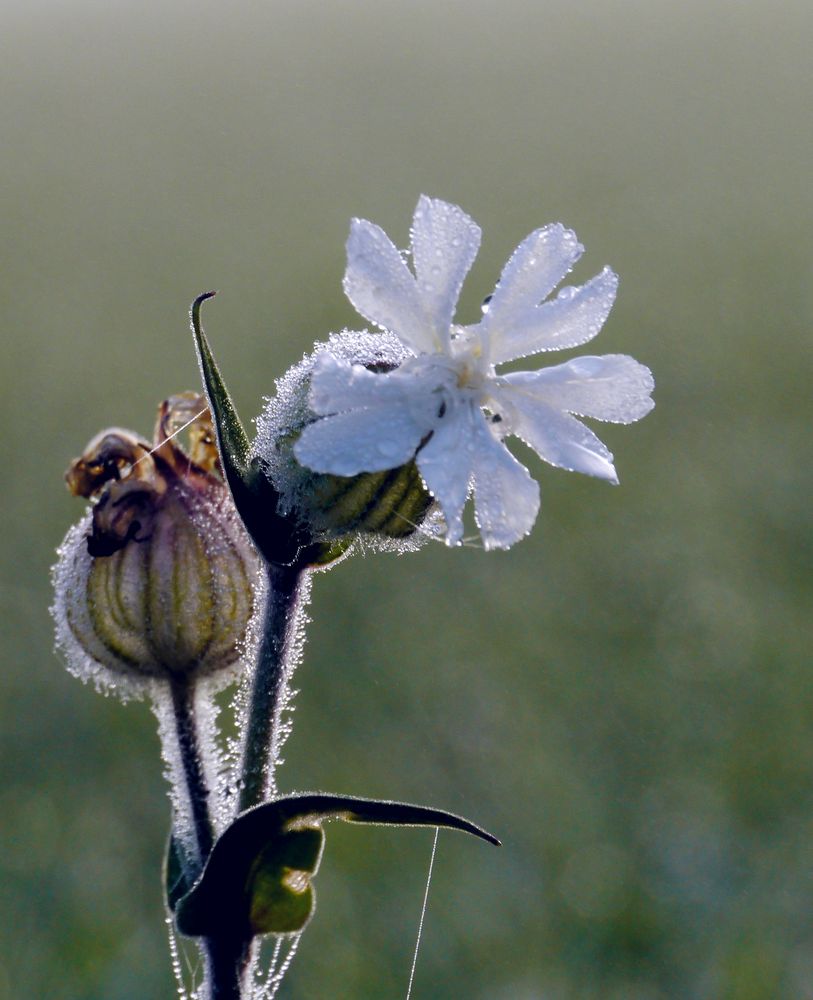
(52, 394, 260, 698)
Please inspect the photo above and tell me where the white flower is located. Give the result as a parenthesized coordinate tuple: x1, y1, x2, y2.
(294, 196, 654, 550)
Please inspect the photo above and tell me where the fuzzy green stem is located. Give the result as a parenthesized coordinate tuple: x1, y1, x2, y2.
(169, 678, 256, 998)
(169, 675, 215, 873)
(203, 935, 253, 1000)
(239, 560, 307, 812)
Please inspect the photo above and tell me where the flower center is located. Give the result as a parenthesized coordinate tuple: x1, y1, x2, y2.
(449, 325, 488, 393)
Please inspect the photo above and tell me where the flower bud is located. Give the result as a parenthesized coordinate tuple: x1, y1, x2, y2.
(255, 331, 437, 551)
(52, 394, 261, 698)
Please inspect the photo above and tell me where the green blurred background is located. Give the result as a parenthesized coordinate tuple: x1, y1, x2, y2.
(2, 0, 811, 996)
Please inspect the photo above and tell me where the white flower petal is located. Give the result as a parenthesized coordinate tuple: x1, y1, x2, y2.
(308, 352, 408, 416)
(483, 224, 583, 341)
(410, 196, 481, 343)
(343, 218, 438, 355)
(470, 416, 540, 550)
(416, 402, 475, 545)
(294, 404, 424, 476)
(489, 267, 619, 364)
(495, 385, 619, 482)
(504, 354, 654, 423)
(311, 198, 653, 549)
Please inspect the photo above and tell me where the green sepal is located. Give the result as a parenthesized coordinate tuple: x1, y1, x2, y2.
(190, 292, 251, 477)
(175, 793, 499, 939)
(189, 293, 309, 567)
(305, 462, 433, 539)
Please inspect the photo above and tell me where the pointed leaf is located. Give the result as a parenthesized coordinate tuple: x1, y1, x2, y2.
(189, 294, 309, 566)
(175, 793, 499, 939)
(190, 292, 251, 479)
(269, 794, 501, 844)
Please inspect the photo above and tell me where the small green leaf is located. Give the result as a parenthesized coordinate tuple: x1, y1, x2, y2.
(246, 827, 324, 934)
(175, 793, 499, 939)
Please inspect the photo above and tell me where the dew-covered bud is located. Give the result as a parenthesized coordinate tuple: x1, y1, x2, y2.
(255, 331, 437, 552)
(52, 394, 261, 699)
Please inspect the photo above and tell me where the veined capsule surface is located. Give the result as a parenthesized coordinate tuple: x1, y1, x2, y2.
(53, 394, 261, 697)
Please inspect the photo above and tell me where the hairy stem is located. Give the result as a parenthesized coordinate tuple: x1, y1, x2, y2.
(239, 560, 308, 812)
(169, 675, 215, 873)
(203, 935, 253, 1000)
(169, 679, 258, 998)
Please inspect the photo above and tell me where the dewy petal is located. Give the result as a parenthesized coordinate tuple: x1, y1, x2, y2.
(482, 223, 584, 340)
(488, 267, 619, 364)
(343, 218, 439, 355)
(308, 352, 409, 416)
(470, 415, 540, 550)
(494, 384, 619, 482)
(416, 401, 475, 546)
(504, 355, 655, 423)
(410, 196, 481, 346)
(294, 403, 424, 477)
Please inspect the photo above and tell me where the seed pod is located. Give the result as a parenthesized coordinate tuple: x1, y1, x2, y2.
(52, 394, 261, 699)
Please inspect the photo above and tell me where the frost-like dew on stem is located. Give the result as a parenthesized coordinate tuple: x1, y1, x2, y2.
(193, 679, 230, 835)
(218, 569, 270, 819)
(233, 571, 313, 805)
(153, 687, 200, 865)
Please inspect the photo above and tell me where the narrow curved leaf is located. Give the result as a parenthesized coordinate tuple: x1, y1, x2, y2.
(175, 792, 499, 938)
(189, 293, 310, 566)
(189, 292, 250, 478)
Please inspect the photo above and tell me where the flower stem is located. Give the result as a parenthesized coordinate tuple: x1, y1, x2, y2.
(203, 935, 253, 1000)
(239, 560, 308, 812)
(169, 678, 256, 999)
(169, 675, 215, 873)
